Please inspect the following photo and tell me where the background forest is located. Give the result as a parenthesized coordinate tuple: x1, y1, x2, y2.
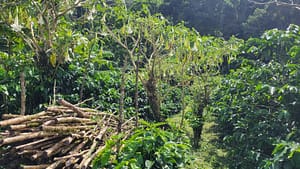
(0, 0, 300, 168)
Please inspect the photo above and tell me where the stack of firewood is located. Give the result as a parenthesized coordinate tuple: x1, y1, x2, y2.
(0, 99, 134, 169)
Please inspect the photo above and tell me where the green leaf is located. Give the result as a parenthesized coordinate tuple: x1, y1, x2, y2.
(255, 83, 262, 90)
(50, 54, 57, 67)
(0, 85, 9, 96)
(272, 143, 285, 155)
(100, 150, 111, 167)
(145, 160, 154, 169)
(130, 162, 140, 169)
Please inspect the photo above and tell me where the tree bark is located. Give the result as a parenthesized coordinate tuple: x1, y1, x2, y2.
(118, 56, 127, 133)
(192, 125, 203, 148)
(145, 72, 161, 122)
(192, 85, 209, 148)
(134, 56, 139, 127)
(180, 86, 186, 128)
(20, 72, 26, 115)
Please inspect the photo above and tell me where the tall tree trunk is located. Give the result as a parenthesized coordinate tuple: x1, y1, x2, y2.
(117, 56, 127, 157)
(20, 72, 26, 115)
(192, 95, 205, 148)
(180, 66, 186, 128)
(179, 84, 186, 128)
(118, 56, 127, 133)
(192, 85, 209, 148)
(145, 72, 161, 122)
(134, 56, 139, 127)
(192, 124, 203, 148)
(192, 107, 204, 148)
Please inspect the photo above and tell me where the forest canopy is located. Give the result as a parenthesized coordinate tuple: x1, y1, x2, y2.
(158, 0, 300, 38)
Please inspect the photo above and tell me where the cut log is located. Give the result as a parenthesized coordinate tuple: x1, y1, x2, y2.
(18, 149, 38, 156)
(65, 157, 80, 168)
(53, 149, 89, 161)
(122, 116, 135, 127)
(9, 122, 41, 130)
(46, 107, 73, 113)
(60, 141, 77, 154)
(21, 164, 50, 169)
(80, 145, 106, 169)
(68, 139, 89, 155)
(95, 126, 109, 142)
(42, 125, 94, 133)
(44, 136, 74, 158)
(43, 119, 57, 126)
(31, 151, 46, 160)
(0, 131, 10, 137)
(46, 160, 65, 169)
(56, 117, 91, 123)
(77, 107, 98, 112)
(57, 99, 86, 117)
(1, 114, 21, 120)
(0, 111, 48, 127)
(0, 132, 54, 146)
(78, 126, 109, 169)
(20, 71, 26, 115)
(9, 124, 27, 130)
(15, 136, 60, 151)
(79, 140, 98, 168)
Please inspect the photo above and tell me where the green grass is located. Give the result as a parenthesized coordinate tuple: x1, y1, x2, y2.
(167, 113, 228, 169)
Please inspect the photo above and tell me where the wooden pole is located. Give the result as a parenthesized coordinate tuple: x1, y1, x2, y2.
(20, 72, 26, 115)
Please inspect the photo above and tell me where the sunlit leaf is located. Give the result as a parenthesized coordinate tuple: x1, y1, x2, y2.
(50, 54, 57, 67)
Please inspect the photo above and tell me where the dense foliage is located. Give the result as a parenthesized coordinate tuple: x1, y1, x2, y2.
(1, 0, 300, 168)
(92, 121, 190, 169)
(211, 25, 300, 168)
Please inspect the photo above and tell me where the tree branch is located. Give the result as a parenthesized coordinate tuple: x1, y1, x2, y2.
(56, 0, 85, 19)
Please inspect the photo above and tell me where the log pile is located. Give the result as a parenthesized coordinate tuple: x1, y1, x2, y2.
(0, 99, 135, 169)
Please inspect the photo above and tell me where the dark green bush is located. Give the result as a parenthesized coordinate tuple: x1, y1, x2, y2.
(210, 25, 300, 168)
(263, 141, 300, 169)
(92, 121, 191, 169)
